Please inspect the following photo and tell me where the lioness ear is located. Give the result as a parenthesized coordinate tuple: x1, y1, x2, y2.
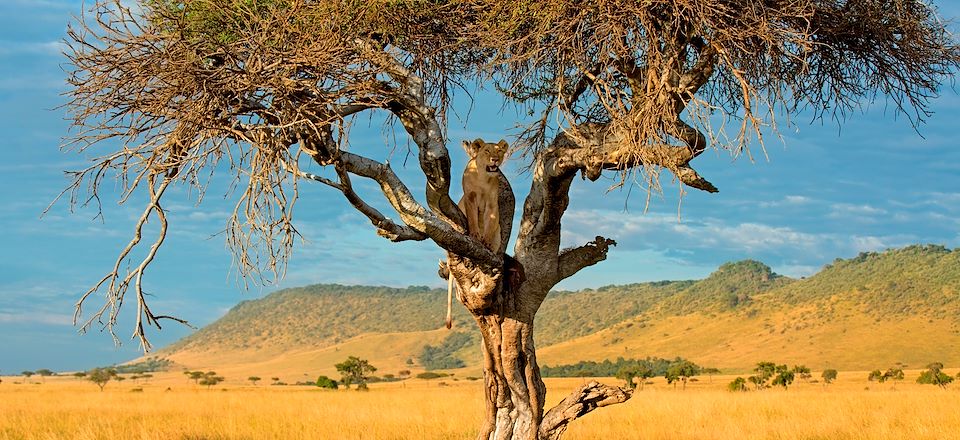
(497, 139, 509, 159)
(462, 140, 477, 158)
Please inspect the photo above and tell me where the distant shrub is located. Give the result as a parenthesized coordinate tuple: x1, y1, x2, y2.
(821, 369, 838, 384)
(316, 376, 338, 389)
(728, 377, 747, 392)
(416, 372, 449, 380)
(917, 362, 953, 388)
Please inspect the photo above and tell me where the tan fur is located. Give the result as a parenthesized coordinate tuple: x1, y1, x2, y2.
(446, 138, 508, 329)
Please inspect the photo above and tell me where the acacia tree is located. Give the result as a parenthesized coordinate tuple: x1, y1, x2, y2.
(335, 356, 377, 390)
(61, 1, 958, 438)
(87, 367, 118, 391)
(821, 369, 839, 385)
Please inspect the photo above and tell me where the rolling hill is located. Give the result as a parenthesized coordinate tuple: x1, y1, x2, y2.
(154, 244, 960, 378)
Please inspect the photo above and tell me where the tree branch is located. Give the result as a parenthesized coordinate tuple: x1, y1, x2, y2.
(73, 175, 190, 351)
(556, 236, 617, 284)
(333, 165, 427, 242)
(355, 39, 464, 227)
(539, 381, 633, 440)
(552, 123, 717, 192)
(333, 148, 497, 264)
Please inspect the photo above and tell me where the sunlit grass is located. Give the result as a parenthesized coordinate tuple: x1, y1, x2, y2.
(1, 374, 958, 440)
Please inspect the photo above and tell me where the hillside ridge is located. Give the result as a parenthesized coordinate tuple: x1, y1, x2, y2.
(157, 244, 960, 375)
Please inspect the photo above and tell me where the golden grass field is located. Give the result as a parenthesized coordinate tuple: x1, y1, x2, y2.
(2, 371, 960, 440)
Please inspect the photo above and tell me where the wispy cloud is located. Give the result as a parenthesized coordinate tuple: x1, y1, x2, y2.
(828, 203, 887, 216)
(0, 40, 65, 56)
(560, 208, 927, 273)
(758, 195, 814, 208)
(0, 312, 72, 326)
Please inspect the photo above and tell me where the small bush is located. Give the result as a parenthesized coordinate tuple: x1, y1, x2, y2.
(727, 377, 747, 392)
(316, 375, 338, 389)
(416, 372, 449, 380)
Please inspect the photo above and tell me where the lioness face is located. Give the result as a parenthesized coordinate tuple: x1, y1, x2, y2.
(463, 139, 508, 174)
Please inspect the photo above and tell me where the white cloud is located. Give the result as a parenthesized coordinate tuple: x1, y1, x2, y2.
(0, 40, 65, 57)
(559, 208, 932, 274)
(850, 236, 888, 252)
(0, 312, 72, 326)
(929, 192, 960, 208)
(828, 203, 887, 218)
(698, 222, 822, 252)
(758, 195, 814, 208)
(773, 264, 819, 278)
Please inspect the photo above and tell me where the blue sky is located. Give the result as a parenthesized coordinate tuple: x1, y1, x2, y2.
(1, 1, 958, 374)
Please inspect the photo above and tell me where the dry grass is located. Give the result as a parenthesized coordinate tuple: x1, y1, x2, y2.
(1, 374, 959, 440)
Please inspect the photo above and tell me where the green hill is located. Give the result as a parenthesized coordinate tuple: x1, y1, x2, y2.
(163, 284, 468, 353)
(156, 244, 960, 374)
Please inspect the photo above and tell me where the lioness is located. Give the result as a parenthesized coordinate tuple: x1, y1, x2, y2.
(445, 138, 508, 329)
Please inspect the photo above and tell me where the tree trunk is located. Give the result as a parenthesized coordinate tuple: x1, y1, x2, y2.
(475, 312, 544, 440)
(450, 265, 632, 440)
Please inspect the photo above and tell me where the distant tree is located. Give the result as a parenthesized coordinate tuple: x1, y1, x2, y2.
(199, 371, 225, 389)
(620, 364, 656, 390)
(747, 375, 764, 390)
(335, 356, 377, 390)
(271, 377, 281, 385)
(917, 362, 954, 389)
(184, 370, 205, 385)
(727, 377, 747, 392)
(72, 372, 87, 379)
(21, 371, 34, 382)
(316, 375, 338, 389)
(883, 368, 904, 389)
(87, 368, 117, 391)
(34, 369, 55, 382)
(771, 365, 795, 389)
(248, 376, 261, 386)
(821, 369, 838, 385)
(792, 366, 812, 383)
(398, 370, 411, 380)
(665, 360, 699, 390)
(748, 362, 777, 389)
(868, 369, 885, 383)
(701, 367, 721, 383)
(615, 366, 639, 390)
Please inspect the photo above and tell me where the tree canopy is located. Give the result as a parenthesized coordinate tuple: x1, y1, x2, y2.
(62, 1, 959, 348)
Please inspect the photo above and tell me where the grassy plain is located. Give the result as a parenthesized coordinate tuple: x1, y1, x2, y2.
(2, 372, 960, 440)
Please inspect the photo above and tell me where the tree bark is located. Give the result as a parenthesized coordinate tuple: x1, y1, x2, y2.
(458, 279, 632, 440)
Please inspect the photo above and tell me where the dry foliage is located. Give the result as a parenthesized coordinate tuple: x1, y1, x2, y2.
(60, 0, 958, 348)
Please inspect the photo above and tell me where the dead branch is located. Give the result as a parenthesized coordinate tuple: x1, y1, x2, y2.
(556, 236, 617, 284)
(539, 381, 633, 440)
